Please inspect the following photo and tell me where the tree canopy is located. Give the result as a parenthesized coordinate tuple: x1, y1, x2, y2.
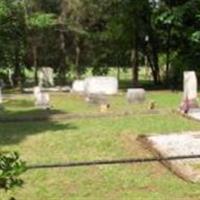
(0, 0, 199, 88)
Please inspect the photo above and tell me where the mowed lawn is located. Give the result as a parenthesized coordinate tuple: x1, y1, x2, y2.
(1, 91, 200, 199)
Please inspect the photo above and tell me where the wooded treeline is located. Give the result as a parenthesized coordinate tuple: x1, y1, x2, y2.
(0, 0, 200, 88)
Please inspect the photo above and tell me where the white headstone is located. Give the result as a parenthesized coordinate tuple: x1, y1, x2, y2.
(180, 71, 199, 113)
(126, 88, 146, 103)
(183, 71, 198, 101)
(38, 67, 54, 87)
(33, 86, 50, 109)
(84, 76, 118, 95)
(72, 80, 85, 93)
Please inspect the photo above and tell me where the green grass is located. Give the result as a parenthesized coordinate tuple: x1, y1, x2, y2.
(1, 91, 200, 199)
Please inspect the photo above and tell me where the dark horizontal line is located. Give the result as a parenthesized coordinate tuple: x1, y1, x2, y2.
(27, 155, 200, 170)
(0, 110, 161, 123)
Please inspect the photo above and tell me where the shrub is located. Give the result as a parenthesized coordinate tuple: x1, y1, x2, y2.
(0, 151, 26, 199)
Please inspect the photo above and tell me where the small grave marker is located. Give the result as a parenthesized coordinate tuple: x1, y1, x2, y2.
(33, 86, 50, 109)
(126, 88, 146, 103)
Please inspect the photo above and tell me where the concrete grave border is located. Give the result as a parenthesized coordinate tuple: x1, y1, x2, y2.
(138, 133, 200, 183)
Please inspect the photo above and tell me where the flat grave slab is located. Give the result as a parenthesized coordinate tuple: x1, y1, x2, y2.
(23, 86, 71, 93)
(138, 132, 200, 183)
(187, 108, 200, 121)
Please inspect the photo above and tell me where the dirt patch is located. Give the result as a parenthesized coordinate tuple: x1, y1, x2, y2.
(121, 134, 149, 156)
(121, 134, 167, 178)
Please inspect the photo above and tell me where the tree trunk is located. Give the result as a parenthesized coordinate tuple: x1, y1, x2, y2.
(146, 4, 160, 85)
(59, 30, 67, 85)
(58, 0, 68, 85)
(75, 44, 81, 79)
(152, 43, 160, 84)
(146, 33, 160, 85)
(166, 25, 172, 83)
(131, 23, 139, 87)
(131, 39, 139, 87)
(117, 66, 120, 81)
(33, 45, 38, 85)
(13, 45, 21, 87)
(146, 51, 159, 85)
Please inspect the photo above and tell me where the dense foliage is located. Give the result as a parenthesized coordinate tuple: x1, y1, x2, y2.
(0, 151, 26, 200)
(0, 152, 26, 190)
(0, 0, 200, 87)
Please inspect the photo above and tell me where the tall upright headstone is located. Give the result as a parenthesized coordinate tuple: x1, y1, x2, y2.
(38, 67, 54, 87)
(180, 71, 199, 113)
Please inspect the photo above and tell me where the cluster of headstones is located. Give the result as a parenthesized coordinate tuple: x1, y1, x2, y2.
(3, 69, 198, 112)
(33, 69, 200, 112)
(72, 76, 146, 106)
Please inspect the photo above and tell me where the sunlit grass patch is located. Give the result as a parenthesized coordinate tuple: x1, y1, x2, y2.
(0, 91, 200, 199)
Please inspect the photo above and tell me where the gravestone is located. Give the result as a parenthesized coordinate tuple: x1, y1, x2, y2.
(33, 86, 50, 109)
(84, 76, 118, 95)
(72, 80, 85, 93)
(180, 71, 199, 113)
(38, 67, 54, 87)
(126, 88, 146, 103)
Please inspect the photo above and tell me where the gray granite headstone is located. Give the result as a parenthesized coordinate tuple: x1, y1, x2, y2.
(126, 88, 146, 103)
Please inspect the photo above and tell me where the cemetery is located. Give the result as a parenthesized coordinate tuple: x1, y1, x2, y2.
(1, 69, 200, 199)
(1, 1, 200, 199)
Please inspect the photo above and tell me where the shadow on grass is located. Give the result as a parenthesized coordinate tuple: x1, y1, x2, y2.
(119, 79, 180, 91)
(4, 99, 34, 108)
(0, 109, 77, 145)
